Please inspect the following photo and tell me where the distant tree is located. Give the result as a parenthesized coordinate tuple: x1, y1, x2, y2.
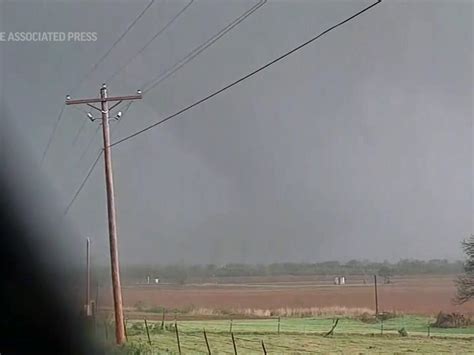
(378, 266, 393, 284)
(455, 236, 474, 304)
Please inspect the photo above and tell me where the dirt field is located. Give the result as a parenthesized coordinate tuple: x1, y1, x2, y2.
(100, 275, 474, 316)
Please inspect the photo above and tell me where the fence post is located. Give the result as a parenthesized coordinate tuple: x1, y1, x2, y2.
(144, 318, 152, 345)
(175, 320, 182, 355)
(427, 324, 431, 337)
(231, 332, 238, 355)
(323, 318, 339, 337)
(161, 308, 166, 329)
(229, 319, 233, 333)
(277, 316, 281, 334)
(380, 318, 384, 335)
(261, 340, 267, 354)
(203, 328, 211, 355)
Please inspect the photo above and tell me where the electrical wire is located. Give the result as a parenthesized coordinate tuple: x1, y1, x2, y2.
(78, 125, 102, 164)
(72, 0, 157, 94)
(106, 0, 195, 84)
(142, 0, 267, 94)
(72, 118, 88, 146)
(49, 0, 263, 212)
(111, 0, 382, 148)
(110, 101, 135, 135)
(40, 105, 66, 165)
(63, 150, 103, 216)
(62, 0, 381, 216)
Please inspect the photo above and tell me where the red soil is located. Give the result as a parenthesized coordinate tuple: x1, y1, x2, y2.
(99, 275, 474, 316)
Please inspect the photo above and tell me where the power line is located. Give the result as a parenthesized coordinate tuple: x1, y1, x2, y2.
(72, 0, 157, 94)
(63, 150, 103, 216)
(72, 117, 88, 146)
(107, 0, 195, 84)
(110, 101, 135, 135)
(78, 125, 101, 164)
(40, 105, 66, 164)
(62, 0, 382, 216)
(41, 0, 156, 166)
(142, 0, 267, 94)
(71, 106, 90, 146)
(111, 0, 382, 148)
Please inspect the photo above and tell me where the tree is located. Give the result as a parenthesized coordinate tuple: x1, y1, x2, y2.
(378, 266, 393, 284)
(455, 236, 474, 304)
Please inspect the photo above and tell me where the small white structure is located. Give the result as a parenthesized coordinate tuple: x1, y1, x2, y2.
(334, 276, 346, 285)
(154, 277, 160, 284)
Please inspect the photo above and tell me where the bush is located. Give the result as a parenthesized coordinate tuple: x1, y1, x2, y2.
(134, 301, 146, 312)
(431, 311, 472, 328)
(398, 327, 408, 336)
(358, 312, 378, 324)
(377, 312, 397, 321)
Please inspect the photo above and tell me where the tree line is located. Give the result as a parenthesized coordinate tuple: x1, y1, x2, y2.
(109, 259, 462, 284)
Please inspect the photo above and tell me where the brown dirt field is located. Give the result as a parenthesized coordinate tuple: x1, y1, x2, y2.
(99, 275, 474, 316)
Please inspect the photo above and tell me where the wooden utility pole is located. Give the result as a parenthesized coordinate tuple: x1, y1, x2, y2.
(374, 274, 379, 316)
(85, 237, 91, 316)
(66, 84, 142, 344)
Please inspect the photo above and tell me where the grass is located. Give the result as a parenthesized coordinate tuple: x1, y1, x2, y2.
(129, 305, 376, 318)
(102, 315, 474, 354)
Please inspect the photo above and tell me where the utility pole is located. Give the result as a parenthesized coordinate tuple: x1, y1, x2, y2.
(85, 237, 91, 316)
(374, 274, 379, 316)
(66, 84, 142, 344)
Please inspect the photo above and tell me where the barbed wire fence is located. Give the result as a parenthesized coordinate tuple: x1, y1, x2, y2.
(94, 310, 471, 354)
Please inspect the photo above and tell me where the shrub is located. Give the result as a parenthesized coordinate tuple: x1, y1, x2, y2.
(431, 311, 472, 328)
(377, 312, 397, 321)
(398, 327, 408, 336)
(358, 312, 378, 324)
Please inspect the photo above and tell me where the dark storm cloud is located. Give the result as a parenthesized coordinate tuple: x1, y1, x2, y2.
(0, 0, 472, 264)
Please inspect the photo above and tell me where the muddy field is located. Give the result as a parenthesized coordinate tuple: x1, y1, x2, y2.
(100, 275, 474, 316)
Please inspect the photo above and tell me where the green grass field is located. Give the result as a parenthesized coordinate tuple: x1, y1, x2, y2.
(106, 316, 474, 354)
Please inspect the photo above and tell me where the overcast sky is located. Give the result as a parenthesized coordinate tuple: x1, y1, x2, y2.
(0, 0, 472, 265)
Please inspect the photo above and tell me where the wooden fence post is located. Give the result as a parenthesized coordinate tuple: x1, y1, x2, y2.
(323, 318, 339, 337)
(161, 308, 166, 329)
(278, 316, 281, 334)
(261, 339, 267, 354)
(231, 332, 238, 355)
(144, 318, 152, 345)
(175, 321, 182, 355)
(203, 328, 211, 355)
(380, 318, 384, 335)
(229, 319, 233, 333)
